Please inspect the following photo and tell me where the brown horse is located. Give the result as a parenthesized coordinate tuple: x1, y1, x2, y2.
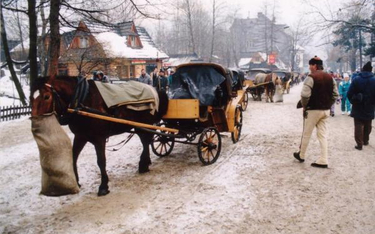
(254, 73, 280, 102)
(31, 76, 169, 196)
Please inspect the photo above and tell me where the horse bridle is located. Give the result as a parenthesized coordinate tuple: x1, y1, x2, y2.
(43, 77, 89, 125)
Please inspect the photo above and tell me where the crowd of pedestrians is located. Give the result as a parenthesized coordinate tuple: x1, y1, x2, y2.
(86, 67, 174, 91)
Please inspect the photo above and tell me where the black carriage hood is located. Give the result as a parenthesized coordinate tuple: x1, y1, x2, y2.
(169, 65, 227, 106)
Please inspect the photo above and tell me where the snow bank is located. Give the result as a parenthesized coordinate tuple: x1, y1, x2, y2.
(0, 68, 30, 106)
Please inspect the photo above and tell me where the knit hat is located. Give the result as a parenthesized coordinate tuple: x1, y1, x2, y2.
(362, 61, 372, 72)
(308, 56, 323, 66)
(343, 73, 349, 78)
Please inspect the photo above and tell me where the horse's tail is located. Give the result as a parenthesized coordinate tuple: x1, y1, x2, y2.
(156, 90, 169, 120)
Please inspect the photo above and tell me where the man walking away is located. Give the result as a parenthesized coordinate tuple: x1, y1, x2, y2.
(347, 61, 375, 150)
(293, 56, 339, 168)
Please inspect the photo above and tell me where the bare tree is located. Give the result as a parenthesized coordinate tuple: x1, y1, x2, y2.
(0, 2, 27, 105)
(209, 0, 225, 62)
(288, 16, 313, 71)
(183, 0, 196, 54)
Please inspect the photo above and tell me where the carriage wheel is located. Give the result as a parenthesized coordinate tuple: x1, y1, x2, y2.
(231, 107, 243, 143)
(151, 129, 175, 157)
(241, 92, 249, 111)
(197, 127, 221, 165)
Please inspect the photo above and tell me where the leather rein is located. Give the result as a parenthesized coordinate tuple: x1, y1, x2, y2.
(44, 77, 89, 125)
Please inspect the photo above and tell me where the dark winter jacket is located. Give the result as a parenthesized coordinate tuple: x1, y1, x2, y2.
(302, 70, 338, 110)
(153, 75, 169, 91)
(347, 71, 375, 120)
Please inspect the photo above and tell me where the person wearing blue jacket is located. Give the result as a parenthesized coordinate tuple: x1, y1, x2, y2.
(347, 61, 375, 150)
(339, 73, 351, 115)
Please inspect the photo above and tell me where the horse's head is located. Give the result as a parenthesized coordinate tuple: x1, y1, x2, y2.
(31, 77, 54, 116)
(30, 76, 76, 117)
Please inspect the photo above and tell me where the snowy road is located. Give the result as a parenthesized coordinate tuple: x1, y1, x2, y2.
(1, 83, 374, 234)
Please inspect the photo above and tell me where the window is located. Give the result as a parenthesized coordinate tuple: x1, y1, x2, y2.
(247, 40, 254, 49)
(79, 37, 89, 48)
(123, 66, 128, 78)
(130, 36, 136, 47)
(58, 69, 68, 76)
(116, 66, 122, 78)
(130, 65, 135, 77)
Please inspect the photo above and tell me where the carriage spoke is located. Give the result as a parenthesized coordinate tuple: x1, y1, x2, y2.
(209, 151, 215, 161)
(158, 144, 164, 154)
(201, 146, 208, 152)
(205, 150, 210, 161)
(162, 144, 167, 154)
(155, 142, 162, 151)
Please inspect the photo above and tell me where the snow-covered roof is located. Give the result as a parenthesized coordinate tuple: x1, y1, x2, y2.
(11, 22, 168, 60)
(10, 39, 30, 53)
(296, 45, 305, 51)
(94, 26, 168, 60)
(11, 26, 77, 52)
(275, 58, 287, 70)
(164, 54, 200, 67)
(258, 52, 267, 61)
(238, 58, 251, 67)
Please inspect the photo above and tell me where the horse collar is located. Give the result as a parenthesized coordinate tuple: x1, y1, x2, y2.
(69, 77, 89, 109)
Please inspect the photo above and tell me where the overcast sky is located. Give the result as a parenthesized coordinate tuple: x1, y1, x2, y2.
(141, 0, 346, 57)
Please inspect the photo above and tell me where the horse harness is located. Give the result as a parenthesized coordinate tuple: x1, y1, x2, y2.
(45, 77, 89, 125)
(44, 77, 137, 147)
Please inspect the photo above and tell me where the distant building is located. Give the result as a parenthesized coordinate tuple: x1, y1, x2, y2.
(230, 12, 295, 70)
(1, 39, 22, 62)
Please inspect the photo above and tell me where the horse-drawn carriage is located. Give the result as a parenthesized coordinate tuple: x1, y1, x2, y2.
(242, 68, 276, 102)
(30, 63, 246, 195)
(151, 63, 245, 165)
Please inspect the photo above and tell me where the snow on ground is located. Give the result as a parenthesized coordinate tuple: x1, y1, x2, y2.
(0, 83, 375, 234)
(0, 68, 30, 106)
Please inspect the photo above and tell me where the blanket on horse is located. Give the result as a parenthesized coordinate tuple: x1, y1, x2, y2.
(94, 81, 159, 114)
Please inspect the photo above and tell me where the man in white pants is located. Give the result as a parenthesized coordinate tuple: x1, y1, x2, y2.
(294, 56, 339, 168)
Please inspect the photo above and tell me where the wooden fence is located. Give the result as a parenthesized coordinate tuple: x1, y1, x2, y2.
(0, 105, 32, 122)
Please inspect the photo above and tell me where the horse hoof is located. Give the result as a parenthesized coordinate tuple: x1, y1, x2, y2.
(139, 167, 150, 174)
(98, 189, 110, 196)
(78, 183, 81, 188)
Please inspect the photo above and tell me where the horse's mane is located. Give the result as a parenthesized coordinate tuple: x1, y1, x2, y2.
(31, 77, 48, 94)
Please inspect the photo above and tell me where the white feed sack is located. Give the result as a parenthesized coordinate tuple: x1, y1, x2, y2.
(274, 84, 284, 103)
(31, 114, 79, 196)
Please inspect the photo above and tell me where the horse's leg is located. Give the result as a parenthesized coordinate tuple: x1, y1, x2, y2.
(265, 87, 269, 102)
(72, 136, 87, 187)
(137, 132, 153, 174)
(270, 86, 274, 103)
(94, 139, 110, 196)
(257, 88, 261, 101)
